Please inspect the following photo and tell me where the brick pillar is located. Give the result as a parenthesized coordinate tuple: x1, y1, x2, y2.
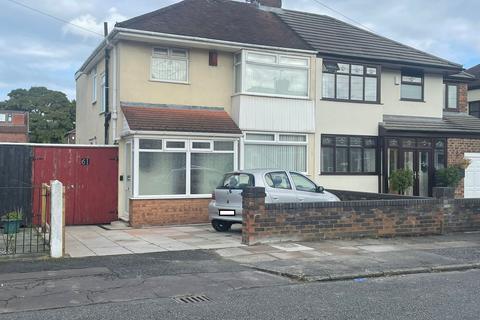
(241, 187, 266, 245)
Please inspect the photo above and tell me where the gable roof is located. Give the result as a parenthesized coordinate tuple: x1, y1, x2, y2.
(466, 64, 480, 89)
(121, 103, 242, 135)
(276, 10, 462, 71)
(116, 0, 312, 51)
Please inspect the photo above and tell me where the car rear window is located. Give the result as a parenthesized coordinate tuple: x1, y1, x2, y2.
(217, 173, 255, 190)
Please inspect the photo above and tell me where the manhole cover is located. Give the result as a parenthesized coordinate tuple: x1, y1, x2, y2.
(172, 294, 212, 304)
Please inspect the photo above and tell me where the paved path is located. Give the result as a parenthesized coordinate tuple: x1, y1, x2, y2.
(66, 224, 243, 257)
(214, 232, 480, 280)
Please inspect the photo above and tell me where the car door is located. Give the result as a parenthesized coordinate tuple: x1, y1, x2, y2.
(264, 171, 297, 203)
(289, 172, 326, 202)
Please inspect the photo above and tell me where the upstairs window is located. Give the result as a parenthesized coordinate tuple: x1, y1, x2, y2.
(470, 101, 480, 118)
(235, 51, 310, 98)
(151, 47, 188, 83)
(322, 61, 379, 103)
(445, 83, 458, 109)
(401, 70, 424, 101)
(100, 74, 106, 113)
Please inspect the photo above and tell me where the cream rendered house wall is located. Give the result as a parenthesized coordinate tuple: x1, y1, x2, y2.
(76, 59, 113, 145)
(314, 58, 445, 193)
(117, 41, 234, 113)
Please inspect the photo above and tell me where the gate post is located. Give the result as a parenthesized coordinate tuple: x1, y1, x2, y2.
(50, 180, 64, 258)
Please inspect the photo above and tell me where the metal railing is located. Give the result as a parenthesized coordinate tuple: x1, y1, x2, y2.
(0, 184, 53, 256)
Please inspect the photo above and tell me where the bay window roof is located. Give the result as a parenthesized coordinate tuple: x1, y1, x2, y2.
(121, 103, 242, 135)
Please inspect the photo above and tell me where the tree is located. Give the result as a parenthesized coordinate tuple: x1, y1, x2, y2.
(0, 87, 75, 143)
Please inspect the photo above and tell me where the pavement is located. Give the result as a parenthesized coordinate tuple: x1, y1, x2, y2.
(216, 232, 480, 281)
(66, 223, 243, 257)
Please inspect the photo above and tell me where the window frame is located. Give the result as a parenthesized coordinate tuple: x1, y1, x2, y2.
(133, 136, 238, 199)
(91, 67, 97, 104)
(469, 101, 480, 118)
(320, 134, 378, 176)
(321, 60, 381, 104)
(444, 83, 459, 110)
(400, 70, 424, 102)
(243, 132, 309, 174)
(150, 47, 189, 84)
(233, 50, 311, 99)
(100, 73, 106, 114)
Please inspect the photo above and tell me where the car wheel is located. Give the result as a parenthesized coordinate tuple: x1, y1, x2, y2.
(211, 220, 232, 232)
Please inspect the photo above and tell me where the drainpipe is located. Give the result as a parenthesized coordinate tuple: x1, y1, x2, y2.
(104, 22, 111, 145)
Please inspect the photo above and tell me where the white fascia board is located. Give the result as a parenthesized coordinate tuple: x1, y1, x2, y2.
(114, 27, 316, 55)
(122, 130, 243, 139)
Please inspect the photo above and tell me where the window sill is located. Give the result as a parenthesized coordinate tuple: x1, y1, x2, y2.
(320, 98, 382, 105)
(232, 92, 311, 101)
(149, 78, 190, 85)
(132, 195, 212, 200)
(400, 98, 425, 103)
(444, 108, 460, 112)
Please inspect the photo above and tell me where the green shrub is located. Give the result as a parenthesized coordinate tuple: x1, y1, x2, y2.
(435, 165, 463, 188)
(1, 210, 23, 221)
(389, 169, 414, 195)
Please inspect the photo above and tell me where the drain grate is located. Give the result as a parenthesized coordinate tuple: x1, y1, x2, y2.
(173, 294, 212, 304)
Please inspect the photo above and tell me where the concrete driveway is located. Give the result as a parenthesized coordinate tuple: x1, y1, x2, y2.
(66, 223, 243, 257)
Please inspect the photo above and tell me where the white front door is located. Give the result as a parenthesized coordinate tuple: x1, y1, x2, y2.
(464, 153, 480, 198)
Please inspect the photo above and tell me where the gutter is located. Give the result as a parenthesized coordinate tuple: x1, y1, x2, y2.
(122, 130, 243, 138)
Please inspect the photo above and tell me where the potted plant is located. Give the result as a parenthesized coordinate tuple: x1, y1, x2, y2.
(1, 210, 23, 234)
(433, 165, 463, 198)
(389, 169, 414, 195)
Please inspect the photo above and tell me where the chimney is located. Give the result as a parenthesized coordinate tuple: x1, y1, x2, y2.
(247, 0, 282, 8)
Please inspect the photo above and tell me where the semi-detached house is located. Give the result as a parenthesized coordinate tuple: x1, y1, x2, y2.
(75, 0, 480, 227)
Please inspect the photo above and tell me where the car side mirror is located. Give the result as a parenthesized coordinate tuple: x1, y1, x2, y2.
(316, 186, 325, 193)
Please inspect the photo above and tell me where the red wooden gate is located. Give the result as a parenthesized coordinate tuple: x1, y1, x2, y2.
(32, 146, 118, 225)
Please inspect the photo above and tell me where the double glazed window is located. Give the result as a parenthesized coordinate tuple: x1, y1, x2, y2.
(91, 67, 97, 103)
(151, 47, 188, 83)
(322, 61, 379, 102)
(0, 113, 12, 122)
(100, 74, 106, 113)
(244, 133, 308, 173)
(321, 135, 377, 174)
(445, 83, 458, 109)
(235, 51, 310, 98)
(138, 139, 236, 196)
(401, 70, 424, 101)
(470, 101, 480, 118)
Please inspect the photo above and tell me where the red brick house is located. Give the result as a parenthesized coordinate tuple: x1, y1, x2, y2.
(0, 110, 29, 143)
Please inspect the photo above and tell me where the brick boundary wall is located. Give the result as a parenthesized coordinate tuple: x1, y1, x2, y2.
(242, 187, 480, 245)
(447, 138, 480, 198)
(129, 198, 211, 227)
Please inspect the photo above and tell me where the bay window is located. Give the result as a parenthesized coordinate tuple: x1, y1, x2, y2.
(401, 70, 423, 101)
(244, 132, 308, 173)
(322, 61, 379, 103)
(151, 47, 188, 83)
(321, 135, 377, 174)
(137, 138, 236, 197)
(234, 51, 310, 98)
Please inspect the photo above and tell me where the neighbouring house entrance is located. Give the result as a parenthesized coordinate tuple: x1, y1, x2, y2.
(464, 153, 480, 198)
(384, 137, 446, 197)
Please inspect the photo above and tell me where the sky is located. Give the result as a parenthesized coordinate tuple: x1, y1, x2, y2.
(0, 0, 479, 101)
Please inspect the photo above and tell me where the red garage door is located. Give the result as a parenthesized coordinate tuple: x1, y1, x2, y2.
(32, 146, 118, 225)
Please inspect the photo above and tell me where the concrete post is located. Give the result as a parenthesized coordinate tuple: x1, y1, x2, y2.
(50, 180, 64, 258)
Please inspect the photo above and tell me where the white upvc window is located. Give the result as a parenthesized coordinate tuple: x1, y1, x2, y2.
(243, 132, 308, 173)
(234, 50, 310, 98)
(134, 137, 238, 198)
(91, 67, 97, 104)
(150, 47, 189, 83)
(100, 73, 106, 113)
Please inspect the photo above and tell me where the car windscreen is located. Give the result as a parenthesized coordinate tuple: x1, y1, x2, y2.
(217, 173, 255, 190)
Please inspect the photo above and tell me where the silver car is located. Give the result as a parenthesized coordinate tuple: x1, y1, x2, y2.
(208, 169, 340, 232)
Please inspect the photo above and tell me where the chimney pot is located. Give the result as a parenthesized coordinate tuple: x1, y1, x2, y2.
(248, 0, 282, 8)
